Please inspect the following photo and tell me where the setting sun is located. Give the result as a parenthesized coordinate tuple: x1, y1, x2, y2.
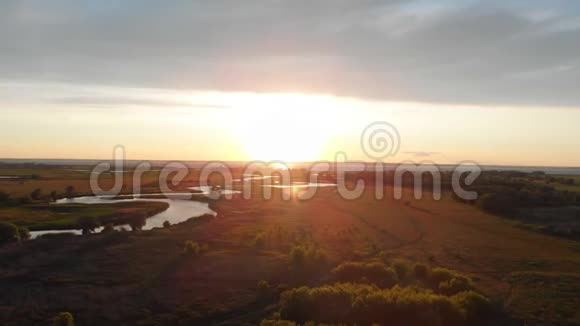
(227, 93, 346, 161)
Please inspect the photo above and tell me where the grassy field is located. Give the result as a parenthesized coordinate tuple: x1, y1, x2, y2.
(0, 201, 169, 230)
(0, 184, 579, 325)
(1, 166, 579, 324)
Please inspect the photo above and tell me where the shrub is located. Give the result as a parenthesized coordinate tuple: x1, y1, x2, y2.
(413, 263, 429, 280)
(290, 245, 326, 268)
(51, 312, 75, 326)
(18, 227, 30, 241)
(0, 191, 10, 203)
(391, 259, 412, 281)
(129, 215, 146, 231)
(0, 222, 20, 245)
(183, 240, 201, 257)
(101, 223, 115, 234)
(260, 320, 298, 326)
(257, 280, 272, 298)
(427, 267, 474, 294)
(30, 188, 42, 200)
(439, 275, 473, 295)
(78, 216, 99, 235)
(451, 290, 492, 323)
(252, 232, 267, 249)
(18, 196, 32, 205)
(332, 262, 398, 287)
(65, 186, 75, 197)
(290, 246, 306, 266)
(163, 221, 171, 228)
(428, 267, 456, 286)
(278, 283, 492, 325)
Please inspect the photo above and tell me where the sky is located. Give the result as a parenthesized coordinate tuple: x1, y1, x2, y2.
(1, 0, 580, 166)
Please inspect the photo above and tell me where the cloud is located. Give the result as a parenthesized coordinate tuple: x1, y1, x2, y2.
(0, 0, 579, 107)
(52, 96, 230, 109)
(403, 151, 441, 158)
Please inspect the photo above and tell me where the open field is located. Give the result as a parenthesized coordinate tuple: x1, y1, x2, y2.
(0, 183, 579, 325)
(0, 201, 169, 230)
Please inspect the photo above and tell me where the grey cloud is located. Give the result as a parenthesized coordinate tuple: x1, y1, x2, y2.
(52, 96, 230, 109)
(0, 0, 579, 107)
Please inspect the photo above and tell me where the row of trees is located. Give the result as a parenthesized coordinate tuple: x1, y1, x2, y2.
(454, 171, 579, 216)
(277, 283, 492, 325)
(0, 186, 76, 207)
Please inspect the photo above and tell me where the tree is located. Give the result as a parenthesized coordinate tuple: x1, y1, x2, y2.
(258, 280, 272, 298)
(0, 222, 20, 245)
(51, 312, 75, 326)
(65, 186, 75, 197)
(101, 223, 115, 234)
(183, 240, 201, 256)
(18, 196, 32, 205)
(78, 216, 99, 235)
(30, 188, 42, 200)
(129, 215, 146, 231)
(18, 227, 30, 241)
(0, 191, 10, 203)
(50, 190, 58, 201)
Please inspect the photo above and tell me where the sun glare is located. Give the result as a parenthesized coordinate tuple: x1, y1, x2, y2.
(227, 93, 346, 162)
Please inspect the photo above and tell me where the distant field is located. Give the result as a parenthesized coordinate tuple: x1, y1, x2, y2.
(548, 174, 580, 192)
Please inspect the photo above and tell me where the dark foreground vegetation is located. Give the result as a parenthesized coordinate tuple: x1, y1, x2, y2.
(261, 261, 507, 325)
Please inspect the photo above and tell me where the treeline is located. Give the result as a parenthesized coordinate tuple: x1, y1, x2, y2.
(455, 171, 578, 212)
(0, 186, 76, 207)
(453, 171, 580, 238)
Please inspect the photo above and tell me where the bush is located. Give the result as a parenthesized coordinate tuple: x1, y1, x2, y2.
(51, 312, 75, 326)
(78, 216, 99, 235)
(332, 262, 398, 287)
(260, 320, 297, 326)
(129, 215, 146, 231)
(101, 223, 115, 234)
(18, 196, 32, 205)
(391, 259, 412, 281)
(163, 220, 171, 228)
(451, 290, 492, 323)
(0, 191, 10, 203)
(252, 232, 267, 249)
(65, 186, 75, 197)
(413, 263, 429, 280)
(18, 226, 30, 241)
(0, 222, 20, 245)
(290, 246, 306, 266)
(184, 240, 202, 257)
(30, 188, 42, 200)
(427, 267, 473, 294)
(279, 283, 492, 325)
(428, 267, 457, 286)
(290, 245, 326, 268)
(257, 280, 272, 298)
